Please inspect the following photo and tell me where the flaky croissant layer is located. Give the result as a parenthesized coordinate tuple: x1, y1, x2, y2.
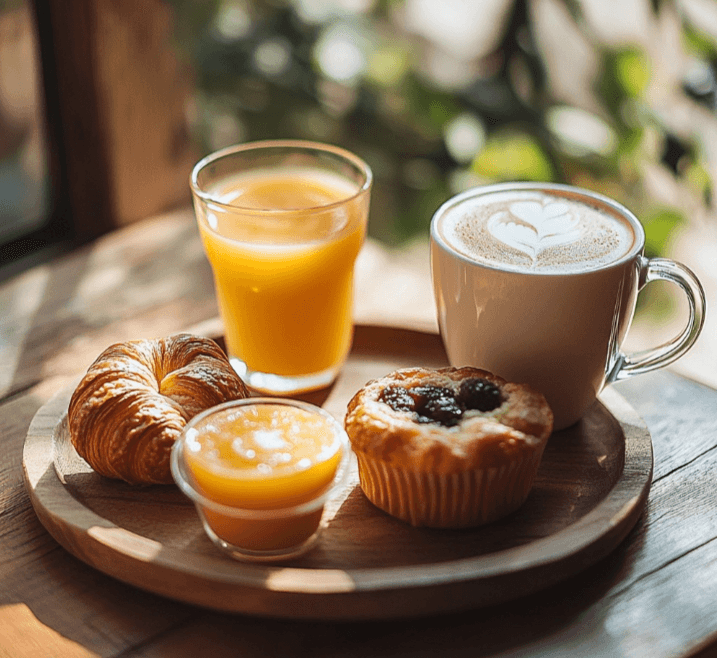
(68, 334, 249, 484)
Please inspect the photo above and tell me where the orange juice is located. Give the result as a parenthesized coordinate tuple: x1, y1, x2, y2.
(179, 400, 347, 554)
(194, 165, 370, 391)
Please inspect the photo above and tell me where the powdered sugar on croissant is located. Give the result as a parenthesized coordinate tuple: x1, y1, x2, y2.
(68, 334, 249, 484)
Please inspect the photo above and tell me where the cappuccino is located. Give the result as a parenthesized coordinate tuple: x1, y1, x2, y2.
(436, 189, 636, 274)
(431, 182, 704, 429)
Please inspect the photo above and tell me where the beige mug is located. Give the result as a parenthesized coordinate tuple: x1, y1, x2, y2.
(430, 182, 706, 430)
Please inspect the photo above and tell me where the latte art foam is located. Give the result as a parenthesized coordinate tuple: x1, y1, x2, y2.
(438, 190, 635, 273)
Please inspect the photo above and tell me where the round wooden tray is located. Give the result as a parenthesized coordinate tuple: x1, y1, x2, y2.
(22, 325, 653, 620)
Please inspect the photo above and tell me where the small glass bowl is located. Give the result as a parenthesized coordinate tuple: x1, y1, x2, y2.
(171, 398, 352, 563)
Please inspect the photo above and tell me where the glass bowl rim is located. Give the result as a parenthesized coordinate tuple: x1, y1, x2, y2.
(170, 397, 353, 519)
(189, 139, 373, 214)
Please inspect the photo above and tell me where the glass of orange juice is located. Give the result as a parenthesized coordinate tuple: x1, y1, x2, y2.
(190, 140, 373, 394)
(171, 397, 352, 562)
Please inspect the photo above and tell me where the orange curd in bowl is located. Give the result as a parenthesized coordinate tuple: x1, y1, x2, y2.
(183, 402, 344, 552)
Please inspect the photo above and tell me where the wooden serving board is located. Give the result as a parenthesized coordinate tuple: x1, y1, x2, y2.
(22, 325, 653, 620)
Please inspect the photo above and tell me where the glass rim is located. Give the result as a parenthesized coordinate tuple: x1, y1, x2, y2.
(430, 181, 646, 277)
(189, 139, 373, 214)
(170, 397, 353, 519)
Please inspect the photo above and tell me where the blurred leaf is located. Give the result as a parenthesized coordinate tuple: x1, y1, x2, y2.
(686, 162, 712, 204)
(642, 207, 685, 258)
(392, 180, 451, 242)
(615, 48, 650, 98)
(472, 130, 555, 182)
(403, 75, 462, 136)
(597, 48, 650, 130)
(682, 21, 717, 60)
(367, 46, 410, 87)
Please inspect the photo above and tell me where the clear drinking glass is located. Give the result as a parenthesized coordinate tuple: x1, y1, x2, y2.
(190, 140, 372, 394)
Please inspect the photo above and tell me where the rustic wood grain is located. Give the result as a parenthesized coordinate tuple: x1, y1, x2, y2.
(21, 328, 652, 620)
(2, 205, 717, 656)
(0, 386, 195, 658)
(0, 209, 215, 401)
(0, 207, 434, 401)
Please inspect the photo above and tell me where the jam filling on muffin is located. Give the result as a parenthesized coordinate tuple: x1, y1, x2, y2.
(378, 377, 503, 427)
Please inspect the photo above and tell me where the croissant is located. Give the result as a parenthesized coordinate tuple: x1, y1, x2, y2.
(68, 334, 249, 484)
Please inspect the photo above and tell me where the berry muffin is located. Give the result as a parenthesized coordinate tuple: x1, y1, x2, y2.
(344, 366, 553, 528)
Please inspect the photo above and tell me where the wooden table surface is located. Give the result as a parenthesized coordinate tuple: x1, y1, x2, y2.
(2, 207, 717, 657)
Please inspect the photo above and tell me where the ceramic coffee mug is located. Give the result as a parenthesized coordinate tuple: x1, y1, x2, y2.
(430, 182, 706, 430)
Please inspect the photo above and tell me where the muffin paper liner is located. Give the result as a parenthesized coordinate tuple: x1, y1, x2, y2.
(355, 449, 545, 528)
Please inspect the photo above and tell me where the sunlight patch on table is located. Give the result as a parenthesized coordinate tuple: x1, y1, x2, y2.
(0, 603, 99, 658)
(0, 266, 48, 398)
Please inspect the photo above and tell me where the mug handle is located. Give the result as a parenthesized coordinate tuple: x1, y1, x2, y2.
(608, 256, 706, 383)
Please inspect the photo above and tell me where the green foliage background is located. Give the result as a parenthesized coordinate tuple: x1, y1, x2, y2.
(170, 0, 717, 268)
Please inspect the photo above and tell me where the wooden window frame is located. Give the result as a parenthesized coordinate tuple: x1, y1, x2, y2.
(31, 0, 198, 244)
